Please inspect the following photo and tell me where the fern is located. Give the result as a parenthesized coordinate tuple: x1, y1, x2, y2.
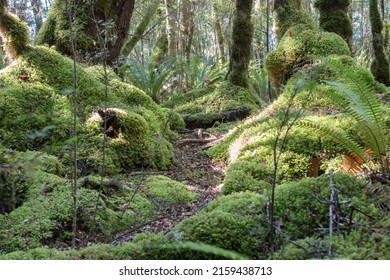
(123, 59, 172, 103)
(301, 59, 389, 172)
(297, 119, 366, 160)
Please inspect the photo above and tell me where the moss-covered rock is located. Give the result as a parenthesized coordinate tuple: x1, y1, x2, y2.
(169, 192, 268, 259)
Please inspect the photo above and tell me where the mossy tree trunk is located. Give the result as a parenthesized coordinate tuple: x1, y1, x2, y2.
(314, 0, 354, 54)
(0, 0, 29, 61)
(369, 0, 390, 85)
(121, 0, 160, 57)
(212, 1, 225, 63)
(151, 24, 168, 64)
(273, 0, 315, 43)
(226, 0, 254, 88)
(165, 0, 177, 57)
(180, 0, 195, 59)
(36, 0, 135, 67)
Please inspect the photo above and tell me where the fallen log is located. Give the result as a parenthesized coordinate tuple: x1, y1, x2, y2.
(183, 107, 252, 129)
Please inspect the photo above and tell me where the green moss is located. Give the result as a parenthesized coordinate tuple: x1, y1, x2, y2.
(170, 192, 268, 259)
(314, 0, 353, 52)
(223, 159, 272, 195)
(145, 175, 197, 206)
(273, 0, 317, 41)
(35, 0, 99, 59)
(272, 173, 378, 240)
(0, 232, 173, 260)
(0, 46, 174, 171)
(0, 10, 29, 60)
(162, 108, 186, 132)
(266, 27, 350, 91)
(274, 218, 390, 260)
(162, 81, 260, 128)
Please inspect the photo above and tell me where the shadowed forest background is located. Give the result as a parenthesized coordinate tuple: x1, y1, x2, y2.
(0, 0, 389, 260)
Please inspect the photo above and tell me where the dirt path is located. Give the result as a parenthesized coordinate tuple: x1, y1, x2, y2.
(111, 130, 226, 244)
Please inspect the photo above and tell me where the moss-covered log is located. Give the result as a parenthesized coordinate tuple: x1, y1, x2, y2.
(226, 0, 254, 88)
(36, 0, 135, 66)
(314, 0, 354, 54)
(369, 0, 390, 86)
(0, 0, 29, 61)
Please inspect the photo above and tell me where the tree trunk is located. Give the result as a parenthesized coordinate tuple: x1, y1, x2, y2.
(314, 0, 354, 54)
(165, 0, 177, 57)
(369, 0, 390, 85)
(151, 24, 168, 64)
(36, 0, 135, 67)
(0, 0, 29, 61)
(212, 1, 225, 63)
(273, 0, 315, 43)
(30, 0, 43, 35)
(121, 0, 160, 57)
(180, 0, 194, 59)
(226, 0, 254, 88)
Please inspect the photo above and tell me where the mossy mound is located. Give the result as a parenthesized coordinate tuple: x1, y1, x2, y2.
(169, 192, 268, 259)
(0, 153, 201, 254)
(145, 175, 197, 206)
(162, 81, 260, 128)
(0, 46, 174, 172)
(266, 25, 351, 91)
(210, 111, 353, 194)
(0, 232, 174, 260)
(272, 173, 379, 240)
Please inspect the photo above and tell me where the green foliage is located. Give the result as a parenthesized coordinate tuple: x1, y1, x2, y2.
(272, 173, 377, 241)
(122, 59, 173, 103)
(274, 220, 390, 260)
(170, 192, 268, 259)
(297, 59, 389, 172)
(145, 175, 197, 206)
(175, 54, 227, 90)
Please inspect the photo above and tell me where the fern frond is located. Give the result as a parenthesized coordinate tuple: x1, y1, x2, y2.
(297, 119, 366, 160)
(354, 121, 388, 163)
(324, 60, 384, 127)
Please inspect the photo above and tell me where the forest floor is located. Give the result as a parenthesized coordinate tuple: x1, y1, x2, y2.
(111, 129, 226, 245)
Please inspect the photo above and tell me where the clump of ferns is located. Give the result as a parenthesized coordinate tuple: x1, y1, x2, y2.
(297, 58, 389, 179)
